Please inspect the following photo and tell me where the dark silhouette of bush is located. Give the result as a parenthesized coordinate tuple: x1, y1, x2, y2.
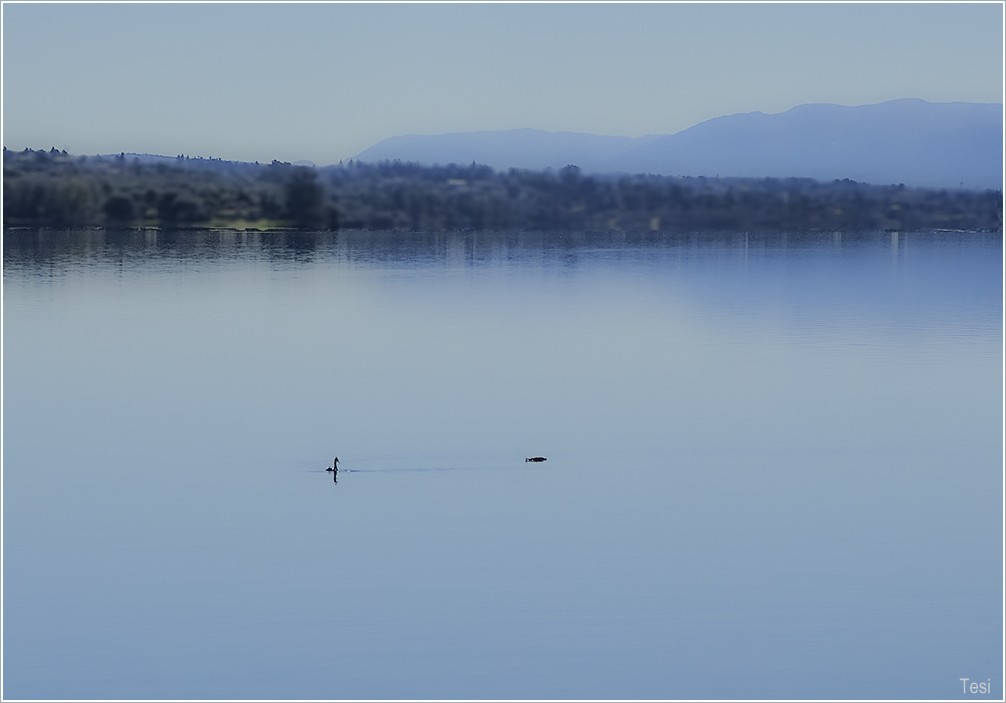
(157, 192, 204, 224)
(284, 167, 325, 228)
(103, 194, 135, 223)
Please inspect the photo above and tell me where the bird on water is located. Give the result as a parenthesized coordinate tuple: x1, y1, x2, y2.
(525, 456, 547, 462)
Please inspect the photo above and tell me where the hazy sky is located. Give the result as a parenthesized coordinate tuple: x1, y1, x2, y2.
(2, 2, 1002, 165)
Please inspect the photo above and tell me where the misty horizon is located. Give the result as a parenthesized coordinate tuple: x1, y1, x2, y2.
(2, 3, 1001, 166)
(6, 96, 1003, 170)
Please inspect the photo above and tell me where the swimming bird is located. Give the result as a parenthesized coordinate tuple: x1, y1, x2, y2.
(525, 456, 547, 462)
(326, 457, 340, 472)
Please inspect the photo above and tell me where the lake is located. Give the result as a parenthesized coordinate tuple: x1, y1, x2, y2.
(3, 229, 1002, 700)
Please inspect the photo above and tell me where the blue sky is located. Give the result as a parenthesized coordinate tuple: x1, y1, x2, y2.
(2, 2, 1002, 165)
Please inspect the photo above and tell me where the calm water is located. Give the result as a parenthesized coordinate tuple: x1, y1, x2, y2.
(3, 229, 1002, 700)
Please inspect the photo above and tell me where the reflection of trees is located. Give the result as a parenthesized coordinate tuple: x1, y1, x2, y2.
(265, 232, 318, 262)
(3, 148, 1002, 233)
(5, 228, 1000, 276)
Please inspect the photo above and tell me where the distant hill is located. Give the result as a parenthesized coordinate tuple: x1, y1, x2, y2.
(354, 99, 1003, 190)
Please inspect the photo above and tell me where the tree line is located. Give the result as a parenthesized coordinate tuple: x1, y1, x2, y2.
(4, 147, 1002, 232)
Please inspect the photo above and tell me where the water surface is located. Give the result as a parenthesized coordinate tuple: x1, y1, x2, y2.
(3, 229, 1002, 699)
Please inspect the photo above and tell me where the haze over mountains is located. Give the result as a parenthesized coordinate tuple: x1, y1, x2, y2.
(355, 99, 1003, 190)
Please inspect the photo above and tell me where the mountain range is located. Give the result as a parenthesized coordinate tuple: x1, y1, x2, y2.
(355, 99, 1003, 190)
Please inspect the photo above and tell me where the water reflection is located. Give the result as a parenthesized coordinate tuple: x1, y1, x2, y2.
(8, 226, 979, 272)
(3, 226, 1001, 700)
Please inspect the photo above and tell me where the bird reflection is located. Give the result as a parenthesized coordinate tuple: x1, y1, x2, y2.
(325, 456, 339, 484)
